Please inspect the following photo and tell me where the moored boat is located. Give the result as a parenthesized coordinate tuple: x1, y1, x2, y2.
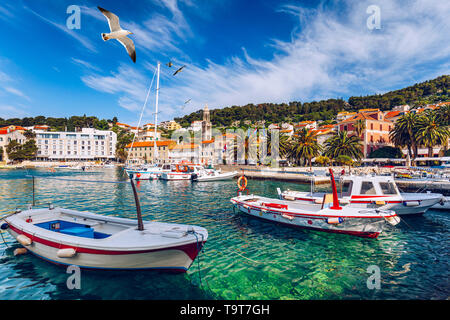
(192, 168, 238, 182)
(231, 170, 400, 238)
(2, 206, 207, 271)
(280, 175, 444, 215)
(160, 163, 203, 181)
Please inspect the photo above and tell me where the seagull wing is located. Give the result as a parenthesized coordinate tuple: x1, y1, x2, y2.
(98, 6, 121, 32)
(116, 37, 136, 63)
(173, 65, 185, 76)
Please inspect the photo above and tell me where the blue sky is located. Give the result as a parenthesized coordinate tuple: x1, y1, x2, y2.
(0, 0, 449, 125)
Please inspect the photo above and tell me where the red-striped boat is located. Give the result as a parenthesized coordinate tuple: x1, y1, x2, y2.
(2, 207, 207, 271)
(231, 169, 400, 238)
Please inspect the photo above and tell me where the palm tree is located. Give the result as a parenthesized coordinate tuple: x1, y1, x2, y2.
(354, 119, 366, 138)
(290, 128, 322, 168)
(323, 131, 363, 161)
(266, 131, 291, 159)
(415, 110, 450, 159)
(389, 112, 420, 164)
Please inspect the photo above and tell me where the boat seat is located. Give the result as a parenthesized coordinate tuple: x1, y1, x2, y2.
(60, 227, 94, 238)
(321, 194, 333, 210)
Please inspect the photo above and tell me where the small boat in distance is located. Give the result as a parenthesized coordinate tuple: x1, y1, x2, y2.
(280, 174, 444, 215)
(231, 169, 400, 238)
(160, 163, 204, 181)
(192, 168, 238, 182)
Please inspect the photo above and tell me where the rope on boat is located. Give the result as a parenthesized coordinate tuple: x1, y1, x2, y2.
(188, 229, 215, 295)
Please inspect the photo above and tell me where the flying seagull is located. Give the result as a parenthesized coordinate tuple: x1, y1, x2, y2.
(173, 65, 186, 76)
(166, 61, 173, 67)
(98, 6, 136, 63)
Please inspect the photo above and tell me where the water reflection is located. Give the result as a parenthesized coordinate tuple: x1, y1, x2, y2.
(0, 168, 448, 300)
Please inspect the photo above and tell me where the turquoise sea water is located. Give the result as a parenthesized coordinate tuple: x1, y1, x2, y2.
(0, 168, 448, 300)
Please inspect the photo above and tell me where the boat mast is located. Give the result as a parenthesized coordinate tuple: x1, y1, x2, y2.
(154, 62, 160, 164)
(129, 175, 144, 231)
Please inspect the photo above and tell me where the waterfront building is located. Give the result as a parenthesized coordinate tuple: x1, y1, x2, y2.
(337, 110, 393, 157)
(136, 128, 162, 141)
(336, 111, 357, 122)
(125, 140, 174, 164)
(295, 121, 317, 131)
(159, 121, 182, 131)
(0, 126, 27, 162)
(34, 128, 117, 161)
(168, 143, 200, 163)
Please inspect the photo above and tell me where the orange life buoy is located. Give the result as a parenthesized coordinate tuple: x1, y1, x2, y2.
(237, 175, 247, 191)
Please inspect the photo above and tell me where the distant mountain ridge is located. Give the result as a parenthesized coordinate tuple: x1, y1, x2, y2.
(174, 75, 449, 127)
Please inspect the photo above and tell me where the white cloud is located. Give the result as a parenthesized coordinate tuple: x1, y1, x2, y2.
(71, 58, 101, 71)
(80, 0, 450, 121)
(4, 87, 30, 101)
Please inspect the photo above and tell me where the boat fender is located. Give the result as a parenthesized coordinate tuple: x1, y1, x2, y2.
(375, 201, 386, 205)
(403, 201, 420, 207)
(13, 248, 28, 256)
(439, 198, 446, 206)
(57, 248, 77, 258)
(136, 173, 141, 178)
(386, 216, 401, 226)
(284, 196, 296, 201)
(326, 217, 344, 224)
(0, 223, 9, 230)
(16, 234, 32, 246)
(314, 199, 323, 204)
(281, 214, 294, 221)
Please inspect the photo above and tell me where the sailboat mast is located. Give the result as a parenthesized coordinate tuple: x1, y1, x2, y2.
(154, 62, 160, 164)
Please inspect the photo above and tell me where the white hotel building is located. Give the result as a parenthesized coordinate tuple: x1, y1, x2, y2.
(35, 128, 117, 161)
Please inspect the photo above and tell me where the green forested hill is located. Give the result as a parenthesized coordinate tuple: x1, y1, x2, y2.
(174, 75, 449, 127)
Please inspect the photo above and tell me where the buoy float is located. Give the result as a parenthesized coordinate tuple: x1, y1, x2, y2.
(136, 173, 141, 178)
(386, 216, 401, 226)
(403, 201, 420, 207)
(281, 214, 294, 221)
(13, 248, 28, 256)
(16, 234, 32, 246)
(57, 248, 77, 258)
(237, 175, 247, 191)
(326, 217, 344, 224)
(0, 223, 9, 230)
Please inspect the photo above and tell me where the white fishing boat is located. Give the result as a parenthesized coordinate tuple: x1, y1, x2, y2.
(280, 175, 444, 215)
(126, 164, 171, 180)
(192, 168, 238, 182)
(1, 174, 208, 271)
(160, 164, 204, 181)
(1, 207, 207, 271)
(231, 170, 400, 238)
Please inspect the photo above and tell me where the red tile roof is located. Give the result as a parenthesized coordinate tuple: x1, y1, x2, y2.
(125, 140, 174, 148)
